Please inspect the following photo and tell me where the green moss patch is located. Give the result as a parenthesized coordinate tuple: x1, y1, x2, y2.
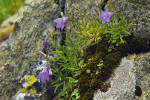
(76, 36, 150, 100)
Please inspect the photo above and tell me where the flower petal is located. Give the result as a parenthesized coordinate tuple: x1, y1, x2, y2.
(54, 17, 69, 30)
(44, 39, 47, 52)
(97, 10, 114, 25)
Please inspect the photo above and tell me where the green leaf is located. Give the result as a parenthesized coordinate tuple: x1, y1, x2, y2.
(108, 48, 112, 52)
(71, 89, 80, 100)
(96, 71, 99, 74)
(86, 69, 91, 73)
(53, 82, 64, 93)
(97, 63, 103, 67)
(68, 77, 78, 83)
(74, 71, 80, 76)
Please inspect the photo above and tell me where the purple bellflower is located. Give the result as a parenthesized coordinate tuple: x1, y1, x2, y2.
(44, 39, 47, 52)
(53, 17, 69, 30)
(97, 10, 114, 25)
(37, 66, 52, 83)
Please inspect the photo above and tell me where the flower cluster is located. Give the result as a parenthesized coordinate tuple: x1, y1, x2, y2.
(20, 5, 131, 99)
(37, 16, 70, 84)
(37, 9, 114, 83)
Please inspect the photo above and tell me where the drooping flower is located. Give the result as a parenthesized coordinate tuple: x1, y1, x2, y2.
(49, 28, 55, 36)
(39, 51, 46, 57)
(44, 39, 47, 52)
(72, 4, 77, 9)
(93, 8, 99, 14)
(37, 66, 52, 83)
(53, 17, 69, 30)
(97, 10, 114, 25)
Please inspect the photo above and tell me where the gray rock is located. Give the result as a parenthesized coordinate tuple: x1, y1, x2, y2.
(106, 0, 150, 38)
(133, 53, 150, 100)
(0, 0, 150, 99)
(1, 7, 25, 27)
(0, 0, 64, 99)
(94, 53, 150, 100)
(93, 57, 136, 100)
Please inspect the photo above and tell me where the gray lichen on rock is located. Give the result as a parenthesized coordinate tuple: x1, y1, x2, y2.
(94, 57, 136, 100)
(0, 0, 150, 99)
(133, 53, 150, 99)
(0, 0, 63, 99)
(106, 0, 150, 38)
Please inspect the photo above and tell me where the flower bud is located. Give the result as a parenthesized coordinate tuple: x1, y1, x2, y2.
(39, 51, 46, 57)
(51, 28, 55, 36)
(93, 8, 99, 14)
(48, 28, 52, 33)
(61, 12, 64, 17)
(72, 4, 77, 9)
(86, 14, 90, 19)
(50, 56, 55, 62)
(44, 39, 47, 52)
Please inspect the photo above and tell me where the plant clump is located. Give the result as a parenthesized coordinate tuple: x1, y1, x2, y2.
(19, 4, 136, 100)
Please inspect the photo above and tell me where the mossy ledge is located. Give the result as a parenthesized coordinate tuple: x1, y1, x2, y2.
(75, 35, 150, 100)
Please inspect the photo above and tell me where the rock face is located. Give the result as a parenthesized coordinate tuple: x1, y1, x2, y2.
(133, 53, 150, 100)
(94, 57, 136, 100)
(106, 0, 150, 38)
(0, 0, 150, 99)
(0, 0, 64, 99)
(94, 53, 150, 100)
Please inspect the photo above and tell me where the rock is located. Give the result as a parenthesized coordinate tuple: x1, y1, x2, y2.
(132, 53, 150, 99)
(94, 53, 150, 100)
(0, 0, 64, 99)
(106, 0, 150, 38)
(0, 24, 14, 43)
(0, 0, 30, 43)
(93, 57, 136, 100)
(0, 0, 150, 99)
(1, 7, 25, 27)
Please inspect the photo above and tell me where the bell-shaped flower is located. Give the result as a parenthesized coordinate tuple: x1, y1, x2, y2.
(44, 39, 47, 52)
(97, 10, 114, 25)
(93, 8, 99, 14)
(53, 17, 69, 30)
(37, 66, 52, 83)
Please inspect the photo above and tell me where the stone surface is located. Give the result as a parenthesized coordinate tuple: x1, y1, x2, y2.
(106, 0, 150, 38)
(94, 53, 150, 100)
(0, 0, 150, 99)
(0, 0, 64, 99)
(133, 53, 150, 100)
(94, 57, 136, 100)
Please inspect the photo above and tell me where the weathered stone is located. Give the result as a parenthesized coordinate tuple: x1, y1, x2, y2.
(94, 53, 150, 100)
(0, 0, 64, 99)
(94, 57, 136, 100)
(133, 53, 150, 99)
(106, 0, 150, 38)
(0, 0, 150, 99)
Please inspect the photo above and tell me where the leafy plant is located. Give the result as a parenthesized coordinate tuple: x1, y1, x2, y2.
(75, 10, 132, 50)
(45, 5, 132, 99)
(48, 28, 91, 99)
(21, 3, 132, 100)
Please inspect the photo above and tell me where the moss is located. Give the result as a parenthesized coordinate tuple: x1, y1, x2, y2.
(30, 89, 37, 95)
(127, 1, 142, 9)
(81, 90, 93, 100)
(77, 35, 150, 100)
(12, 41, 21, 58)
(100, 82, 111, 92)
